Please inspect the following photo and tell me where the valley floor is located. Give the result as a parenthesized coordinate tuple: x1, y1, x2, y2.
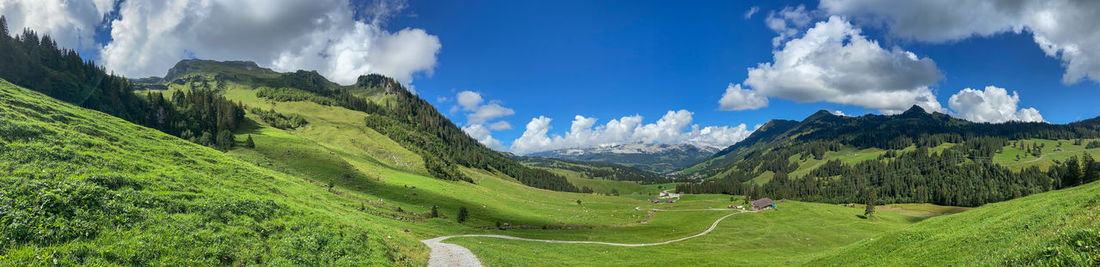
(424, 208, 752, 266)
(5, 77, 1097, 265)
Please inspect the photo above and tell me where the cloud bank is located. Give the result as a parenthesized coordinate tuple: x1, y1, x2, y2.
(0, 0, 114, 52)
(725, 15, 944, 114)
(948, 86, 1044, 123)
(821, 0, 1100, 84)
(1, 0, 441, 85)
(510, 110, 755, 155)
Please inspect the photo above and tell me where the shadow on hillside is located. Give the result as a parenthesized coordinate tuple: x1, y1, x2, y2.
(239, 130, 587, 229)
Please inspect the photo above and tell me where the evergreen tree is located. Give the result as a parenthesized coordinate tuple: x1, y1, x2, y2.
(1083, 153, 1098, 183)
(864, 187, 877, 219)
(1064, 156, 1082, 187)
(215, 130, 234, 150)
(244, 134, 255, 148)
(430, 205, 439, 218)
(199, 131, 214, 146)
(457, 207, 468, 223)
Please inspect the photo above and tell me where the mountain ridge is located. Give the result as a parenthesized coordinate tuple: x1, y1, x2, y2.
(530, 142, 717, 174)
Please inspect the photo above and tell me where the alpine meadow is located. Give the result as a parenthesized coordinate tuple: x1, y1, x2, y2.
(2, 1, 1100, 266)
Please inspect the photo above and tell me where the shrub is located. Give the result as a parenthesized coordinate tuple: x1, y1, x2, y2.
(457, 207, 468, 223)
(0, 178, 143, 247)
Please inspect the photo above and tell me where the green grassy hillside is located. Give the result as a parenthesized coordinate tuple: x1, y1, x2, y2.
(994, 138, 1100, 170)
(448, 196, 929, 266)
(151, 59, 578, 191)
(811, 180, 1100, 265)
(0, 79, 422, 265)
(680, 107, 1100, 207)
(0, 75, 653, 264)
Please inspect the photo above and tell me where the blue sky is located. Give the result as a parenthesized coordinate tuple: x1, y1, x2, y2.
(4, 0, 1099, 154)
(390, 0, 1100, 152)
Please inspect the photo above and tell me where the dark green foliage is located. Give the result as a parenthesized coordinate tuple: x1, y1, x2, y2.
(682, 145, 1061, 207)
(0, 28, 146, 123)
(361, 75, 576, 192)
(250, 107, 307, 129)
(430, 205, 439, 218)
(702, 107, 1100, 178)
(162, 59, 576, 191)
(864, 187, 877, 218)
(1055, 153, 1100, 187)
(1083, 153, 1098, 184)
(712, 119, 800, 158)
(255, 86, 337, 105)
(0, 26, 245, 150)
(457, 207, 468, 223)
(580, 187, 594, 194)
(199, 131, 215, 146)
(216, 130, 235, 151)
(685, 106, 1100, 207)
(0, 177, 144, 246)
(249, 71, 385, 115)
(244, 135, 255, 148)
(240, 68, 574, 191)
(1087, 141, 1100, 149)
(1063, 156, 1082, 187)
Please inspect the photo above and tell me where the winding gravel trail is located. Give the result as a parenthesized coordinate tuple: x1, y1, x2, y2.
(422, 209, 751, 267)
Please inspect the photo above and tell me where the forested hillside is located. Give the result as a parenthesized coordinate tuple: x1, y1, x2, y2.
(0, 79, 421, 265)
(680, 106, 1100, 206)
(151, 60, 578, 192)
(0, 17, 246, 150)
(0, 15, 573, 192)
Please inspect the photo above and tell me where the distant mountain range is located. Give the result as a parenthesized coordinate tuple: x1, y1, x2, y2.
(528, 143, 718, 174)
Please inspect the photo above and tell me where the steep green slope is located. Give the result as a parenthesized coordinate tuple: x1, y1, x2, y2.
(0, 79, 422, 265)
(810, 180, 1100, 265)
(152, 68, 652, 229)
(152, 59, 577, 191)
(0, 28, 248, 151)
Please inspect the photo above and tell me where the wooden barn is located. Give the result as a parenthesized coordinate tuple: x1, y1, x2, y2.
(752, 198, 776, 210)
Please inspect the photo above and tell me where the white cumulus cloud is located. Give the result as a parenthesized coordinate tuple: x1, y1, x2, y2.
(724, 16, 945, 114)
(451, 91, 514, 150)
(456, 91, 483, 111)
(461, 124, 504, 151)
(94, 0, 439, 84)
(821, 0, 1100, 84)
(719, 83, 769, 111)
(0, 0, 116, 52)
(488, 121, 512, 130)
(454, 91, 515, 125)
(948, 86, 1044, 123)
(509, 110, 755, 155)
(765, 5, 813, 47)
